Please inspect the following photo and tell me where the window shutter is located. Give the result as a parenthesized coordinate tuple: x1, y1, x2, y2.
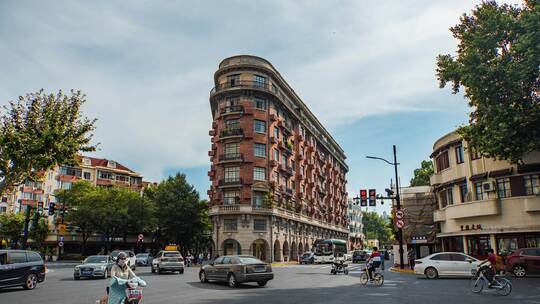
(510, 176, 524, 197)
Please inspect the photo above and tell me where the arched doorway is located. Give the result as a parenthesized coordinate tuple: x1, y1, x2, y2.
(274, 240, 282, 262)
(298, 243, 304, 255)
(222, 239, 241, 256)
(251, 239, 269, 262)
(291, 241, 297, 261)
(283, 241, 289, 261)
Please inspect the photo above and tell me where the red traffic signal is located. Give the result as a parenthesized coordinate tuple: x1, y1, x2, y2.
(360, 189, 367, 206)
(368, 189, 376, 206)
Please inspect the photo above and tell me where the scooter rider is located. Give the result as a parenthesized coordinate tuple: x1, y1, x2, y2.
(108, 251, 147, 304)
(366, 247, 382, 281)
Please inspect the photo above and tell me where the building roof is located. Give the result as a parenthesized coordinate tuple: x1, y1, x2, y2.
(78, 156, 138, 175)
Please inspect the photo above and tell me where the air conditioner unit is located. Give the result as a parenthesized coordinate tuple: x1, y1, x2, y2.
(482, 181, 496, 192)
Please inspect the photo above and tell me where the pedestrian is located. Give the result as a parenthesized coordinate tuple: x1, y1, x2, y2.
(198, 252, 204, 265)
(407, 248, 415, 270)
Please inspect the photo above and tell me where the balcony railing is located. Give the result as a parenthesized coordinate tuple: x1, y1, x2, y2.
(211, 80, 271, 94)
(285, 187, 294, 196)
(218, 178, 243, 187)
(220, 128, 244, 138)
(219, 153, 243, 162)
(220, 105, 244, 115)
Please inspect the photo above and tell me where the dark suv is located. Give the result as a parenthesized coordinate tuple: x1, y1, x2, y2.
(0, 250, 46, 290)
(507, 248, 540, 277)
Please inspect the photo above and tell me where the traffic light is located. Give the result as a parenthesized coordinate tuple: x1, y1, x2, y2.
(48, 202, 56, 216)
(360, 189, 367, 206)
(368, 189, 376, 206)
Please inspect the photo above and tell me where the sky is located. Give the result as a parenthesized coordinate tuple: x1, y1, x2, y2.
(0, 1, 522, 214)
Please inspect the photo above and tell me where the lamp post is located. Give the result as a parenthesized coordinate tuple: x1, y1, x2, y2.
(366, 145, 404, 269)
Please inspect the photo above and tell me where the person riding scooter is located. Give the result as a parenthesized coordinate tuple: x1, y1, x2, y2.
(108, 251, 147, 304)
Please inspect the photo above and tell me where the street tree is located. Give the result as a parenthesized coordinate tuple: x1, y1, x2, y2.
(0, 212, 25, 248)
(29, 217, 49, 251)
(362, 211, 393, 247)
(436, 1, 540, 164)
(146, 173, 211, 254)
(0, 89, 97, 196)
(409, 160, 434, 187)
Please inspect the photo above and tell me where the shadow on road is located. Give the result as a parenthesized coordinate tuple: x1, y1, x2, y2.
(186, 281, 261, 290)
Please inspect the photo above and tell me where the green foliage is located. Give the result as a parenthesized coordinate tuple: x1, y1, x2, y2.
(409, 160, 434, 187)
(29, 217, 49, 249)
(0, 212, 25, 248)
(362, 211, 393, 246)
(436, 1, 540, 163)
(0, 89, 97, 195)
(145, 173, 211, 252)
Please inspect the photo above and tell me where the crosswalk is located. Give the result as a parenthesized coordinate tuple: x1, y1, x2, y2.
(275, 263, 391, 274)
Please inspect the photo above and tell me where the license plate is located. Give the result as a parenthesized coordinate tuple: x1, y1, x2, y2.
(82, 270, 92, 275)
(254, 266, 266, 273)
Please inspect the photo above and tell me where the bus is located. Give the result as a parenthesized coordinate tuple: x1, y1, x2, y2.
(313, 239, 347, 264)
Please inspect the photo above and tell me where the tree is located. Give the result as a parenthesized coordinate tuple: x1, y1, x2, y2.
(29, 217, 49, 251)
(146, 173, 211, 254)
(362, 212, 393, 246)
(0, 89, 97, 196)
(57, 181, 101, 256)
(409, 160, 434, 187)
(436, 1, 540, 164)
(0, 212, 25, 248)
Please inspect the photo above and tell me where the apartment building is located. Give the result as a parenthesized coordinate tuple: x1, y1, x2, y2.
(347, 198, 364, 250)
(207, 55, 349, 262)
(430, 131, 540, 259)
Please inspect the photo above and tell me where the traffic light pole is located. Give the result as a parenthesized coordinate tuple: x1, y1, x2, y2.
(22, 206, 32, 250)
(393, 145, 405, 269)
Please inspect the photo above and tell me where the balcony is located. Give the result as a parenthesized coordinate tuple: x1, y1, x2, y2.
(220, 128, 244, 139)
(269, 136, 277, 144)
(269, 160, 278, 167)
(443, 198, 501, 220)
(524, 196, 540, 212)
(218, 178, 243, 188)
(220, 105, 244, 116)
(285, 187, 294, 196)
(433, 209, 446, 222)
(219, 153, 244, 163)
(209, 129, 216, 136)
(208, 150, 215, 157)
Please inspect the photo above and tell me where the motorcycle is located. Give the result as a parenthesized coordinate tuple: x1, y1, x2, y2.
(124, 280, 144, 303)
(330, 260, 349, 275)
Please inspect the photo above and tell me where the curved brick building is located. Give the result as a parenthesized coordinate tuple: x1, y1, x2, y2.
(207, 55, 349, 262)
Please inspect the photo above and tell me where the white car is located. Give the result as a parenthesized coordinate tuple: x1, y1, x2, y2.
(414, 252, 480, 279)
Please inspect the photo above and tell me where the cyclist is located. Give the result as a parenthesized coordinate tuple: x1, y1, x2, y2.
(366, 247, 382, 281)
(476, 248, 497, 287)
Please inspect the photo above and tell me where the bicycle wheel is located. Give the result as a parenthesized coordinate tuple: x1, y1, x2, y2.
(495, 278, 512, 296)
(470, 275, 484, 293)
(360, 273, 369, 285)
(373, 273, 384, 286)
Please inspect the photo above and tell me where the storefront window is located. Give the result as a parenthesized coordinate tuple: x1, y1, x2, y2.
(442, 236, 464, 252)
(526, 236, 540, 248)
(496, 236, 519, 256)
(467, 235, 491, 259)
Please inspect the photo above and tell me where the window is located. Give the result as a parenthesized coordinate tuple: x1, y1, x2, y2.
(435, 151, 450, 172)
(497, 236, 519, 256)
(227, 74, 240, 87)
(107, 161, 116, 168)
(430, 254, 452, 261)
(213, 256, 224, 264)
(83, 158, 91, 166)
(83, 172, 91, 180)
(224, 167, 240, 182)
(254, 219, 267, 231)
(474, 182, 485, 200)
(254, 143, 266, 158)
(225, 143, 240, 155)
(459, 183, 468, 202)
(524, 175, 540, 195)
(450, 254, 468, 262)
(254, 97, 267, 110)
(455, 145, 465, 164)
(99, 171, 113, 180)
(252, 192, 265, 207)
(27, 252, 42, 262)
(254, 167, 266, 181)
(447, 187, 454, 205)
(254, 120, 266, 133)
(274, 127, 279, 139)
(439, 187, 453, 207)
(254, 75, 267, 87)
(521, 249, 540, 256)
(225, 119, 240, 130)
(281, 153, 287, 165)
(497, 178, 511, 198)
(291, 160, 295, 170)
(225, 96, 240, 106)
(59, 166, 82, 177)
(223, 191, 240, 205)
(0, 207, 6, 213)
(273, 149, 279, 161)
(224, 219, 237, 231)
(8, 252, 27, 264)
(301, 165, 305, 176)
(470, 147, 481, 160)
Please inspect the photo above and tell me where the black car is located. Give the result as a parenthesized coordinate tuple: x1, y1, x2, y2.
(299, 252, 315, 264)
(352, 250, 368, 263)
(0, 250, 46, 290)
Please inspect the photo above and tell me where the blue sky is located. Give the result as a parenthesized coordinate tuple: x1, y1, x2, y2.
(0, 0, 519, 214)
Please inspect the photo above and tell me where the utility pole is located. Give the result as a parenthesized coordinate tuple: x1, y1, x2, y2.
(22, 206, 32, 250)
(393, 145, 405, 269)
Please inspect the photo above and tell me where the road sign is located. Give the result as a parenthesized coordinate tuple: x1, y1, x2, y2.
(396, 210, 404, 219)
(58, 241, 64, 247)
(58, 224, 67, 235)
(138, 234, 144, 241)
(59, 236, 64, 242)
(396, 219, 405, 229)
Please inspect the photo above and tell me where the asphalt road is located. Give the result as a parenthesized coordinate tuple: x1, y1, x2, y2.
(1, 263, 540, 304)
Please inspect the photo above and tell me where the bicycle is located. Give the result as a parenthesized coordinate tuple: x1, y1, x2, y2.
(469, 267, 512, 296)
(359, 264, 384, 286)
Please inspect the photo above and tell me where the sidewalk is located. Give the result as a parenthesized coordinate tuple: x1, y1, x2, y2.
(389, 267, 415, 274)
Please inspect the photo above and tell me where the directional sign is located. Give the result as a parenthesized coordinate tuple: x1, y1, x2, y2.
(138, 234, 144, 241)
(58, 241, 64, 247)
(59, 236, 64, 242)
(396, 210, 404, 219)
(58, 224, 67, 235)
(396, 219, 405, 229)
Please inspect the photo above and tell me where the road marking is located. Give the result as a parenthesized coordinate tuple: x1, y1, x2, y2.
(364, 293, 391, 296)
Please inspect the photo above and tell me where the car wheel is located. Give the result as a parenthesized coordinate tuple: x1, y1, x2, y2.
(151, 266, 156, 273)
(179, 268, 184, 274)
(24, 273, 38, 290)
(257, 281, 267, 287)
(157, 266, 162, 274)
(74, 275, 80, 281)
(199, 271, 208, 283)
(512, 265, 527, 278)
(228, 273, 238, 288)
(425, 267, 438, 279)
(344, 269, 349, 275)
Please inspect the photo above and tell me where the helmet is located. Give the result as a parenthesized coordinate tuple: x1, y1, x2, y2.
(116, 251, 128, 261)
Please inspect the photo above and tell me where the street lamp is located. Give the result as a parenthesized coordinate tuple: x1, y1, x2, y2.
(366, 145, 405, 269)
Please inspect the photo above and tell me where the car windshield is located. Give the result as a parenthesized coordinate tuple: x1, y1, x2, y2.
(136, 254, 148, 257)
(302, 253, 311, 258)
(164, 252, 181, 257)
(84, 256, 108, 264)
(238, 257, 264, 264)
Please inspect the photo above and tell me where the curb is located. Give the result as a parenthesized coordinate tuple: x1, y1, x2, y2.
(271, 263, 298, 267)
(389, 267, 415, 274)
